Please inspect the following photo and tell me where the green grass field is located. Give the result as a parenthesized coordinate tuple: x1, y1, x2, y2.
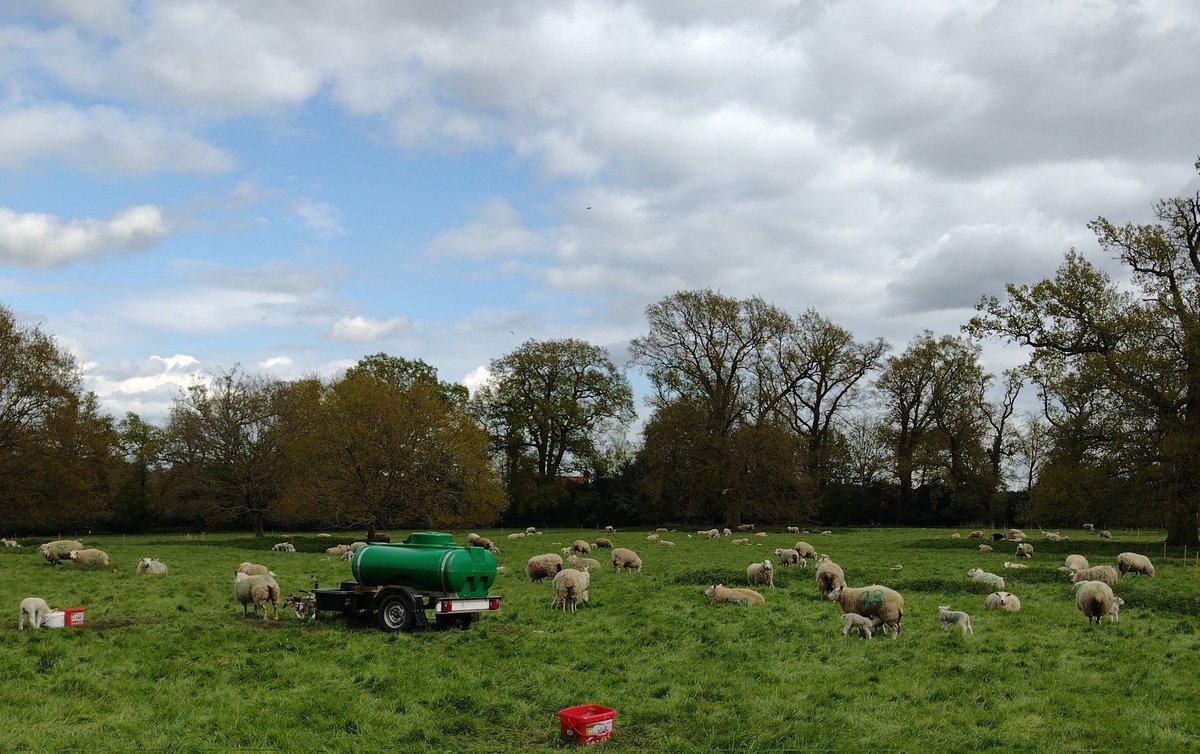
(2, 527, 1198, 752)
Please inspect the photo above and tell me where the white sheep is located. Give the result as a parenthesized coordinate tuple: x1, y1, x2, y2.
(1117, 552, 1155, 576)
(827, 584, 904, 638)
(730, 538, 749, 545)
(966, 568, 1004, 590)
(593, 538, 614, 549)
(1107, 596, 1125, 623)
(271, 542, 296, 553)
(746, 559, 774, 588)
(984, 591, 1021, 611)
(1074, 580, 1118, 625)
(136, 557, 168, 575)
(2, 538, 19, 548)
(611, 547, 642, 572)
(1063, 554, 1089, 572)
(793, 541, 817, 560)
(325, 545, 351, 557)
(1002, 561, 1029, 570)
(572, 540, 591, 554)
(820, 530, 832, 536)
(526, 526, 538, 535)
(507, 532, 526, 540)
(722, 528, 732, 537)
(968, 530, 984, 538)
(604, 525, 615, 533)
(938, 605, 974, 635)
(978, 544, 993, 552)
(316, 532, 332, 538)
(658, 540, 676, 547)
(234, 571, 280, 620)
(467, 532, 484, 547)
(814, 555, 847, 597)
(527, 553, 564, 582)
(1082, 523, 1094, 531)
(950, 533, 962, 539)
(39, 539, 84, 564)
(236, 562, 271, 576)
(646, 534, 660, 542)
(1100, 530, 1112, 539)
(550, 568, 590, 613)
(68, 548, 110, 567)
(1015, 542, 1034, 559)
(754, 532, 768, 538)
(340, 549, 354, 561)
(774, 548, 801, 567)
(19, 597, 52, 629)
(568, 555, 603, 571)
(655, 527, 669, 532)
(348, 541, 368, 553)
(841, 612, 876, 639)
(1070, 565, 1118, 586)
(704, 584, 765, 606)
(786, 526, 800, 534)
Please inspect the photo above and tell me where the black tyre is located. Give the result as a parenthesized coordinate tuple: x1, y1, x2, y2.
(376, 593, 415, 632)
(435, 612, 477, 630)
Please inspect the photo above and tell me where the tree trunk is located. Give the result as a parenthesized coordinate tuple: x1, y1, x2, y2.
(254, 511, 264, 538)
(1164, 503, 1199, 547)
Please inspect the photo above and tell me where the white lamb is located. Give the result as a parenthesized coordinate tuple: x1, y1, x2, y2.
(19, 597, 52, 629)
(841, 612, 876, 639)
(938, 605, 974, 635)
(271, 542, 296, 553)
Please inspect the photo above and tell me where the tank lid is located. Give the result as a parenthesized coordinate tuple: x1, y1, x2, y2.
(403, 531, 455, 546)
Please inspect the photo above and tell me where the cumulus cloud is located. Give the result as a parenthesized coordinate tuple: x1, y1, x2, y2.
(0, 205, 168, 268)
(427, 199, 543, 259)
(326, 315, 411, 343)
(460, 365, 493, 395)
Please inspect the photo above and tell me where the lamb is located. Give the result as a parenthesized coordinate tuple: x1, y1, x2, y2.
(968, 530, 985, 538)
(938, 605, 974, 635)
(793, 541, 817, 560)
(611, 547, 642, 572)
(950, 533, 962, 539)
(984, 591, 1021, 611)
(526, 553, 564, 582)
(978, 544, 993, 552)
(68, 548, 110, 567)
(1117, 552, 1155, 576)
(814, 555, 847, 598)
(1002, 561, 1029, 570)
(966, 568, 1004, 590)
(755, 532, 768, 538)
(2, 538, 18, 548)
(827, 584, 904, 638)
(1063, 554, 1089, 572)
(730, 538, 749, 545)
(841, 612, 877, 639)
(1074, 580, 1118, 625)
(1107, 596, 1125, 623)
(593, 538, 613, 549)
(1100, 530, 1112, 539)
(646, 534, 660, 542)
(271, 542, 296, 553)
(568, 555, 603, 571)
(775, 548, 801, 567)
(820, 530, 833, 536)
(1082, 523, 1095, 531)
(348, 541, 368, 553)
(340, 549, 355, 561)
(39, 539, 84, 564)
(136, 557, 168, 575)
(746, 559, 774, 588)
(234, 571, 280, 620)
(786, 526, 800, 534)
(658, 540, 676, 547)
(236, 562, 271, 576)
(325, 544, 351, 557)
(572, 539, 591, 554)
(19, 597, 52, 629)
(722, 528, 732, 537)
(550, 568, 590, 612)
(316, 532, 332, 538)
(507, 532, 526, 540)
(704, 584, 765, 606)
(604, 525, 615, 533)
(1015, 542, 1034, 558)
(1070, 565, 1119, 586)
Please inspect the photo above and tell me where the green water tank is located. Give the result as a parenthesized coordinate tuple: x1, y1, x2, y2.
(350, 532, 496, 598)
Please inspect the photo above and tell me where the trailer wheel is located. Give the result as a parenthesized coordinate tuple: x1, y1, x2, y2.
(376, 593, 415, 632)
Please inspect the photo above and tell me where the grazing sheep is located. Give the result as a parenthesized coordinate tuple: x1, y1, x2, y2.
(271, 542, 296, 553)
(604, 525, 615, 533)
(775, 548, 801, 567)
(1107, 596, 1126, 623)
(568, 555, 603, 571)
(1082, 523, 1094, 531)
(507, 532, 526, 540)
(340, 549, 354, 561)
(348, 541, 368, 553)
(698, 528, 720, 539)
(730, 538, 749, 546)
(40, 540, 84, 564)
(814, 555, 847, 598)
(136, 557, 168, 575)
(1063, 554, 1090, 572)
(316, 532, 332, 538)
(1002, 561, 1029, 570)
(722, 528, 732, 537)
(593, 538, 613, 549)
(938, 606, 974, 635)
(325, 545, 351, 557)
(1074, 580, 1117, 625)
(978, 544, 993, 552)
(2, 538, 18, 548)
(550, 568, 590, 612)
(611, 547, 642, 572)
(966, 568, 1005, 590)
(1016, 542, 1034, 559)
(793, 541, 817, 560)
(68, 548, 110, 567)
(842, 612, 876, 639)
(968, 530, 985, 538)
(827, 584, 904, 638)
(476, 537, 499, 554)
(526, 526, 538, 535)
(704, 584, 765, 606)
(786, 526, 800, 534)
(655, 527, 669, 532)
(820, 530, 833, 536)
(1070, 565, 1119, 586)
(984, 591, 1021, 611)
(746, 559, 774, 588)
(467, 532, 484, 547)
(646, 534, 660, 542)
(19, 597, 52, 629)
(1117, 552, 1155, 576)
(950, 533, 962, 539)
(572, 540, 591, 553)
(1100, 530, 1112, 539)
(236, 562, 271, 576)
(234, 571, 280, 620)
(527, 554, 564, 582)
(658, 540, 676, 547)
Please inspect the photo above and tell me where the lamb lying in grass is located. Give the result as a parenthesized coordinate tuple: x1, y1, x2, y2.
(704, 584, 765, 606)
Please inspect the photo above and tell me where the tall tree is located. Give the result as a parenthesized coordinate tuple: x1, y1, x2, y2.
(970, 160, 1200, 545)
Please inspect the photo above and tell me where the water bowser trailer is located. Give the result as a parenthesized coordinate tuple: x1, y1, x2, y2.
(313, 531, 501, 631)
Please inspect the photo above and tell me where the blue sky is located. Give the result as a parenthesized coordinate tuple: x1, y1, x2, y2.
(3, 1, 1199, 425)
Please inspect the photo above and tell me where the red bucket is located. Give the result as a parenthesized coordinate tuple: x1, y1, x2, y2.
(558, 705, 615, 745)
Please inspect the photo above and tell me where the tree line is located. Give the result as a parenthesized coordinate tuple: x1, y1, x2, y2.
(3, 161, 1198, 545)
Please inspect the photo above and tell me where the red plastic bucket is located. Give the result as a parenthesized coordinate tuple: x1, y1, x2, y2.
(559, 705, 615, 745)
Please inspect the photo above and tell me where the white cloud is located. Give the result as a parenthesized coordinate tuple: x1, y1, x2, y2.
(427, 199, 543, 259)
(151, 354, 199, 371)
(292, 198, 345, 240)
(461, 365, 493, 395)
(258, 356, 294, 370)
(326, 315, 411, 343)
(0, 205, 168, 268)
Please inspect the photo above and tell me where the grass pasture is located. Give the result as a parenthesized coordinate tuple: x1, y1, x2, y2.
(2, 527, 1198, 752)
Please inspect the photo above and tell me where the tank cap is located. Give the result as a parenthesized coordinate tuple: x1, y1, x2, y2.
(403, 531, 455, 546)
